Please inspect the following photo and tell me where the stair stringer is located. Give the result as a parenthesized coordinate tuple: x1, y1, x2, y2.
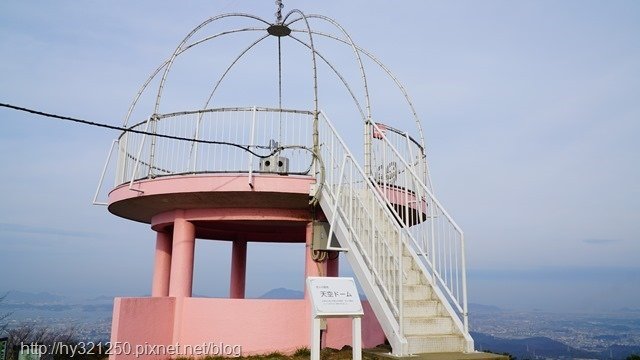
(318, 192, 409, 356)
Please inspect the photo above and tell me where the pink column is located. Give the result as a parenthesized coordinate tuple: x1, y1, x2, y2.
(169, 212, 196, 298)
(326, 253, 339, 277)
(151, 231, 172, 297)
(229, 239, 247, 299)
(304, 222, 323, 299)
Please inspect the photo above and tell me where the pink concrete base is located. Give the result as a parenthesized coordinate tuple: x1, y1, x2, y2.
(110, 297, 175, 360)
(110, 297, 385, 359)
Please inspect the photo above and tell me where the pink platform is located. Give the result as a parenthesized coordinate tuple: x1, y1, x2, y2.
(107, 174, 385, 359)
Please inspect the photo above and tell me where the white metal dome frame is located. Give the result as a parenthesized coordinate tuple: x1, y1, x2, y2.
(112, 7, 433, 191)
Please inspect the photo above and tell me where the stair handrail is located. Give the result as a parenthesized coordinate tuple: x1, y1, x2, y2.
(318, 112, 468, 335)
(326, 154, 404, 320)
(368, 120, 468, 331)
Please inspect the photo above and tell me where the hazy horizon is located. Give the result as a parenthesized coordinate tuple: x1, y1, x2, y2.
(1, 1, 639, 315)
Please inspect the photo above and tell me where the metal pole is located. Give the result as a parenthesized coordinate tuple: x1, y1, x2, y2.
(92, 139, 118, 206)
(248, 107, 257, 188)
(460, 231, 469, 333)
(311, 317, 321, 360)
(352, 317, 362, 360)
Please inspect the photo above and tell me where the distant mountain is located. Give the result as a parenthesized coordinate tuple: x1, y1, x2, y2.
(2, 291, 67, 304)
(259, 288, 303, 299)
(471, 332, 598, 359)
(469, 303, 502, 313)
(0, 303, 73, 312)
(85, 295, 115, 303)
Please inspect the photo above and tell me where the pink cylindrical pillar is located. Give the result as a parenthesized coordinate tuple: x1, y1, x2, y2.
(151, 231, 172, 297)
(169, 213, 196, 297)
(229, 240, 247, 299)
(304, 222, 322, 299)
(327, 253, 339, 277)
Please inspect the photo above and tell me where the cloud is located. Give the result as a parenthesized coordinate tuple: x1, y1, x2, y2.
(582, 238, 621, 245)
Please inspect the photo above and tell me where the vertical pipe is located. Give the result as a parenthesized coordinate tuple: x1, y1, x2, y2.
(327, 253, 339, 277)
(152, 231, 173, 297)
(304, 222, 321, 298)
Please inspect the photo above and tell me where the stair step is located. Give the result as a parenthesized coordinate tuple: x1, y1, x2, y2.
(406, 334, 467, 353)
(403, 284, 433, 300)
(403, 299, 441, 317)
(403, 316, 454, 335)
(404, 269, 424, 285)
(378, 255, 417, 272)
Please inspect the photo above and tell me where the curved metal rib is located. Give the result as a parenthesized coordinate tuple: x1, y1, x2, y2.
(282, 10, 318, 116)
(287, 15, 371, 120)
(288, 28, 426, 152)
(154, 13, 272, 115)
(191, 33, 270, 171)
(122, 27, 265, 127)
(201, 34, 270, 110)
(290, 28, 433, 190)
(282, 9, 321, 171)
(288, 35, 365, 122)
(296, 14, 374, 176)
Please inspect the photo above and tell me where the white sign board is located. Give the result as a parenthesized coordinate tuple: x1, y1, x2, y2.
(307, 277, 363, 317)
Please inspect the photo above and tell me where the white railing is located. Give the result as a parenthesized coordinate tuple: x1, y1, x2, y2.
(369, 119, 468, 332)
(317, 112, 407, 349)
(370, 122, 432, 192)
(115, 107, 314, 185)
(317, 112, 468, 335)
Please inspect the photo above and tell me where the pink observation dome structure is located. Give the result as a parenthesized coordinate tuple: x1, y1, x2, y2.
(95, 2, 475, 358)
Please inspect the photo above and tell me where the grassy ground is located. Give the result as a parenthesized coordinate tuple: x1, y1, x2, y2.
(176, 346, 386, 360)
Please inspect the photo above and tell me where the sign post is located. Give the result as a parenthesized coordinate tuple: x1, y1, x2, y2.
(307, 277, 364, 360)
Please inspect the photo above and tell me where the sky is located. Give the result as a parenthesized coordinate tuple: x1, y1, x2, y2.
(1, 1, 639, 313)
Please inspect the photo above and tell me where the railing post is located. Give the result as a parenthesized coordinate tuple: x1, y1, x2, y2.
(129, 117, 153, 191)
(312, 110, 319, 176)
(327, 155, 349, 244)
(191, 112, 204, 173)
(93, 139, 118, 206)
(248, 107, 257, 187)
(461, 231, 469, 332)
(117, 133, 127, 186)
(364, 119, 372, 177)
(398, 234, 404, 336)
(147, 114, 159, 178)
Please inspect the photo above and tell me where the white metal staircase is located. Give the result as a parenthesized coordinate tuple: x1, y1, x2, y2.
(317, 112, 474, 356)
